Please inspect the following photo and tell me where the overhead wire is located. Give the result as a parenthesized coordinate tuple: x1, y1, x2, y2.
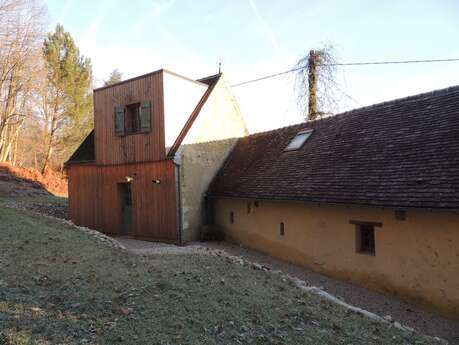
(231, 58, 459, 87)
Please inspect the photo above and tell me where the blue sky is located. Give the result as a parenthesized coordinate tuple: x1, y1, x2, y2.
(45, 0, 459, 133)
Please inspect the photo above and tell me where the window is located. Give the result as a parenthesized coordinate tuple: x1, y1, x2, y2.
(284, 129, 313, 151)
(351, 220, 381, 256)
(230, 211, 234, 224)
(114, 101, 151, 136)
(247, 202, 251, 214)
(126, 103, 141, 134)
(280, 222, 285, 236)
(356, 224, 375, 255)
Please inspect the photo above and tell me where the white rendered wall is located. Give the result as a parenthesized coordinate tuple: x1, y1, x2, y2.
(176, 75, 249, 242)
(163, 71, 207, 150)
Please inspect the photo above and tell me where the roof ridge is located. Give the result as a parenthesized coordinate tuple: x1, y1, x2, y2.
(247, 121, 306, 138)
(245, 84, 459, 138)
(333, 84, 459, 119)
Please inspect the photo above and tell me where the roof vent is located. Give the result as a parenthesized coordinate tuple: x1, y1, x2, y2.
(284, 129, 313, 152)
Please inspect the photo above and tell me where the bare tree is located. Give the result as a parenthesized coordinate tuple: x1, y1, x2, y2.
(295, 46, 338, 121)
(0, 0, 45, 162)
(104, 69, 122, 86)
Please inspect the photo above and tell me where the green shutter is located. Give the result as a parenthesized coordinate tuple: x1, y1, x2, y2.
(139, 101, 151, 132)
(114, 106, 125, 136)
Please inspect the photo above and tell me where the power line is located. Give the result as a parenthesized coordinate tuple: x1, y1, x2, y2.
(231, 57, 459, 87)
(334, 83, 362, 107)
(331, 58, 459, 66)
(232, 67, 302, 87)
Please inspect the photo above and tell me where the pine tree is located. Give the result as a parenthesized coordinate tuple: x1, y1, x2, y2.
(104, 69, 122, 86)
(40, 24, 93, 173)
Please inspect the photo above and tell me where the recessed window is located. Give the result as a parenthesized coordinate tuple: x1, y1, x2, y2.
(126, 103, 141, 134)
(356, 224, 375, 255)
(247, 202, 251, 214)
(284, 129, 313, 151)
(230, 211, 234, 224)
(254, 201, 259, 208)
(280, 222, 285, 236)
(350, 220, 381, 256)
(114, 101, 151, 136)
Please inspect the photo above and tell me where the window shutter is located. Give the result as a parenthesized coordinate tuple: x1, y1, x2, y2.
(114, 106, 125, 136)
(139, 101, 151, 132)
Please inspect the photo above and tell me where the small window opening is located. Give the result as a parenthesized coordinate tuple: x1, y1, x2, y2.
(247, 202, 251, 214)
(126, 103, 141, 134)
(254, 201, 259, 208)
(280, 222, 285, 236)
(394, 210, 406, 221)
(230, 211, 234, 224)
(356, 224, 375, 255)
(284, 129, 313, 151)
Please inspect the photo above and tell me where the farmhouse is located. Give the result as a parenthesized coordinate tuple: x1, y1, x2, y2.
(207, 86, 459, 318)
(67, 70, 459, 318)
(66, 69, 247, 243)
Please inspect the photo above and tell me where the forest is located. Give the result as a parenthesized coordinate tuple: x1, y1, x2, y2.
(0, 0, 120, 174)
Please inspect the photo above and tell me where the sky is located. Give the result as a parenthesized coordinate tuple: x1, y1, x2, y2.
(45, 0, 459, 133)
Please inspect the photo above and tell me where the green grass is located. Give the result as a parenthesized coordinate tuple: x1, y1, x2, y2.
(0, 206, 437, 344)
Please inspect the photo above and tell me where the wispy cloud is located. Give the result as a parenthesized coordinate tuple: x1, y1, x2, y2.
(247, 0, 281, 58)
(121, 0, 176, 41)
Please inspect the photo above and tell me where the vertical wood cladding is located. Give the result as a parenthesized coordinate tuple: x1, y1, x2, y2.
(94, 71, 165, 165)
(68, 160, 178, 242)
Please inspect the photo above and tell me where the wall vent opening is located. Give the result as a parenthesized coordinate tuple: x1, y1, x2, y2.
(395, 210, 406, 221)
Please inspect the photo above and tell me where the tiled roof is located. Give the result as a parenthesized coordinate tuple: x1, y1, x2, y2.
(208, 86, 459, 209)
(66, 130, 95, 165)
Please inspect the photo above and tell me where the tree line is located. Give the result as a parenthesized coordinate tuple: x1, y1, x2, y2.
(0, 0, 122, 174)
(0, 0, 335, 174)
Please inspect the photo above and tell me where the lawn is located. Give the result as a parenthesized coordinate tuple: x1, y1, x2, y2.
(0, 204, 439, 344)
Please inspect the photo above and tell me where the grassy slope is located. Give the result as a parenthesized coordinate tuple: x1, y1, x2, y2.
(0, 206, 435, 345)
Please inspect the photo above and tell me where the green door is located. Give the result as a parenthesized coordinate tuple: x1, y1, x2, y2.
(119, 183, 133, 235)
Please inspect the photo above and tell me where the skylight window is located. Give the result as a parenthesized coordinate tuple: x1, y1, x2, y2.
(284, 129, 313, 151)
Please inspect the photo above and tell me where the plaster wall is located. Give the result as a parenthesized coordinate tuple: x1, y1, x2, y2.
(213, 197, 459, 318)
(177, 75, 248, 241)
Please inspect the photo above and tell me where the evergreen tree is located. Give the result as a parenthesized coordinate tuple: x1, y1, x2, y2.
(104, 69, 122, 86)
(40, 24, 93, 172)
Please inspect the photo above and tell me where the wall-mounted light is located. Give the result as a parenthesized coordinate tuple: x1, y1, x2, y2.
(125, 176, 134, 182)
(152, 179, 161, 184)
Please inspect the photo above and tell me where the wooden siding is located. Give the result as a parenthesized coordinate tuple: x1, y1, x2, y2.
(68, 160, 178, 242)
(94, 70, 166, 165)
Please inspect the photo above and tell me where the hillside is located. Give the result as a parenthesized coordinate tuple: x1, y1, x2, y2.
(0, 163, 67, 198)
(0, 205, 443, 344)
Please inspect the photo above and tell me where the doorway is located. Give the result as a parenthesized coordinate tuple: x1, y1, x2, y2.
(118, 182, 133, 235)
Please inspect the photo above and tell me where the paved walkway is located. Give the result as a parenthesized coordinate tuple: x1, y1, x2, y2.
(117, 238, 459, 344)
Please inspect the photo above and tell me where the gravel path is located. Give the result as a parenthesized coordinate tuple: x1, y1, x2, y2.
(117, 238, 459, 344)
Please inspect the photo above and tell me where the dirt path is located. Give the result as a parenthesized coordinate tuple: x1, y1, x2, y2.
(117, 238, 459, 344)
